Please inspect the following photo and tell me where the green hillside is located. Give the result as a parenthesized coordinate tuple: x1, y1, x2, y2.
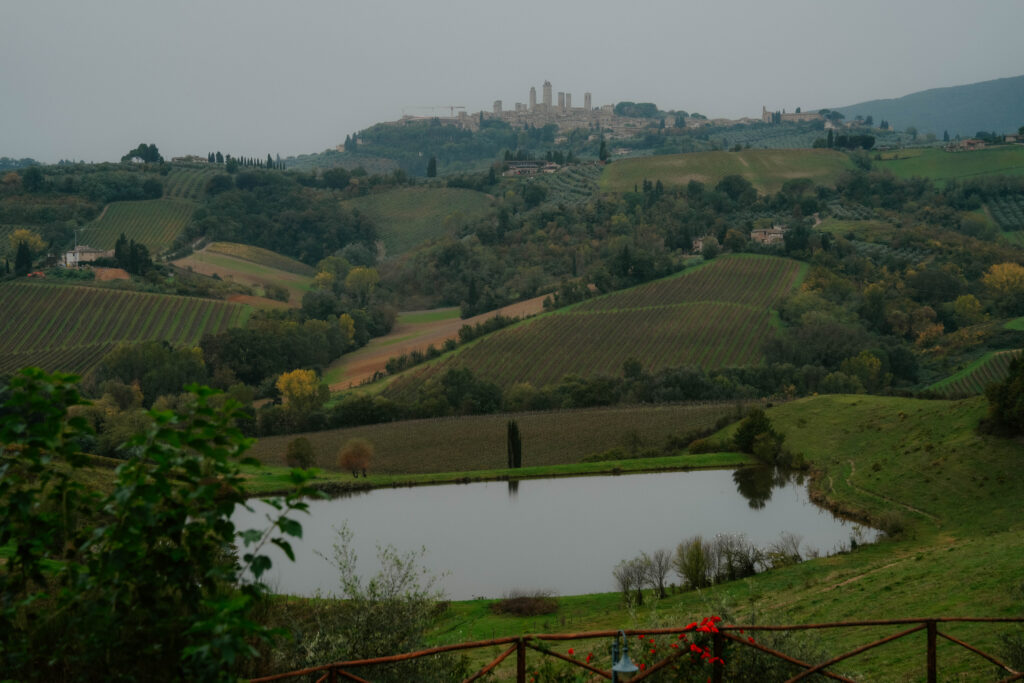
(875, 146, 1024, 186)
(600, 149, 853, 195)
(83, 198, 195, 253)
(343, 186, 493, 256)
(0, 281, 249, 375)
(384, 255, 806, 395)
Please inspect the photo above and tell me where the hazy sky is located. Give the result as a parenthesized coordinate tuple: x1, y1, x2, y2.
(3, 0, 1023, 163)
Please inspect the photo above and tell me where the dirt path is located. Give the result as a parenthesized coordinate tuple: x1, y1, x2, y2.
(327, 294, 549, 390)
(844, 460, 941, 524)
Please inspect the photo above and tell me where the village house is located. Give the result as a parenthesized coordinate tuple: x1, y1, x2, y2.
(63, 245, 112, 268)
(751, 225, 787, 246)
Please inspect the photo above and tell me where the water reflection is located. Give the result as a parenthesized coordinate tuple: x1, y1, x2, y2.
(732, 466, 800, 509)
(235, 469, 875, 599)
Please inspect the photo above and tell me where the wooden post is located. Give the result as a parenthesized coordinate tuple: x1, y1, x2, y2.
(516, 637, 526, 683)
(329, 668, 337, 683)
(926, 620, 937, 683)
(712, 631, 724, 683)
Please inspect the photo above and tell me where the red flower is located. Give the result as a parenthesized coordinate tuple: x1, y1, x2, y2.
(671, 643, 679, 649)
(568, 648, 574, 656)
(748, 636, 756, 643)
(586, 653, 593, 663)
(640, 663, 646, 670)
(649, 637, 655, 643)
(690, 643, 702, 653)
(650, 648, 656, 654)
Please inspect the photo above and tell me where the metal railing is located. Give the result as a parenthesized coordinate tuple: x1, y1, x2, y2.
(250, 617, 1024, 683)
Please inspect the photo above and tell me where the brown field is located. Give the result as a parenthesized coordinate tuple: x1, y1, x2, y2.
(326, 295, 549, 390)
(93, 267, 130, 281)
(226, 293, 290, 310)
(247, 402, 747, 474)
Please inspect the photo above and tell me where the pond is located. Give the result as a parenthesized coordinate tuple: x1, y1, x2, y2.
(233, 468, 877, 600)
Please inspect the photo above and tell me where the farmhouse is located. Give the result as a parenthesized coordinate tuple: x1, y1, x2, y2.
(751, 225, 787, 246)
(63, 245, 112, 267)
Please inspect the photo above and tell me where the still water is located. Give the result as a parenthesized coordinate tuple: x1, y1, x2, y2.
(233, 468, 875, 600)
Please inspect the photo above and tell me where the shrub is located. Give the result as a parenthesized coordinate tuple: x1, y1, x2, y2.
(489, 590, 559, 616)
(339, 437, 373, 477)
(285, 436, 316, 469)
(876, 509, 908, 538)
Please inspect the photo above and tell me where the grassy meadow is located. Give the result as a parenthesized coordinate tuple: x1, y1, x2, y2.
(381, 255, 806, 395)
(600, 149, 853, 195)
(83, 198, 195, 253)
(875, 145, 1024, 186)
(343, 186, 493, 256)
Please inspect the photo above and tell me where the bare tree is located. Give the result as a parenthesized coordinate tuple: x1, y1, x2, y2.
(643, 549, 673, 598)
(764, 532, 803, 569)
(612, 556, 648, 606)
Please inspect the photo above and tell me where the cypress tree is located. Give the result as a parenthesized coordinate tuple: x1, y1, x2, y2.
(14, 241, 32, 276)
(507, 420, 522, 468)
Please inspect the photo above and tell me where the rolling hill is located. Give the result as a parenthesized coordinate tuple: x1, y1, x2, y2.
(343, 186, 493, 256)
(0, 281, 249, 375)
(600, 149, 853, 195)
(874, 146, 1024, 186)
(382, 254, 806, 396)
(832, 74, 1024, 138)
(82, 198, 195, 254)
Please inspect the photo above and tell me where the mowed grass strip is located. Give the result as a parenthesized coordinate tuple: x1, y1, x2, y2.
(0, 281, 247, 375)
(875, 145, 1024, 186)
(600, 149, 853, 195)
(204, 242, 315, 276)
(246, 402, 744, 474)
(83, 198, 195, 252)
(343, 186, 493, 255)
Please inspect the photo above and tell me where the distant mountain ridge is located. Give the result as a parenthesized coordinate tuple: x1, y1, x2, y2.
(832, 74, 1024, 138)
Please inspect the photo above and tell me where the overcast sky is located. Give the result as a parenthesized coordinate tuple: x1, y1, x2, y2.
(3, 0, 1023, 163)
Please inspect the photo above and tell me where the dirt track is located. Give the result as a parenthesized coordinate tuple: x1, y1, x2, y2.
(328, 294, 548, 390)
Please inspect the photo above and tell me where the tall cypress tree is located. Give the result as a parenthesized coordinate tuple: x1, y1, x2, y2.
(14, 241, 32, 276)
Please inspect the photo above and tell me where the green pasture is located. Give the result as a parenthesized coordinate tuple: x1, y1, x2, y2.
(1006, 316, 1024, 331)
(83, 198, 195, 253)
(600, 149, 853, 195)
(344, 186, 493, 256)
(875, 145, 1024, 186)
(397, 307, 462, 324)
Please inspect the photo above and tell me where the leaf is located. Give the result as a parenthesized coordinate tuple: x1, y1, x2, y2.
(249, 555, 272, 578)
(271, 538, 295, 562)
(239, 529, 262, 546)
(278, 517, 302, 538)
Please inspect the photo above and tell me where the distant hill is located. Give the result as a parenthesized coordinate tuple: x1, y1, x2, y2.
(833, 74, 1024, 138)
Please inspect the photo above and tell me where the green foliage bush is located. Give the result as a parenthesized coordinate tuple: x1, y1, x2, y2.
(0, 368, 312, 681)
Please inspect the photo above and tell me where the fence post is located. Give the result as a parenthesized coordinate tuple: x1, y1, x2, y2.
(926, 620, 937, 683)
(328, 668, 337, 683)
(516, 637, 526, 683)
(712, 631, 724, 683)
